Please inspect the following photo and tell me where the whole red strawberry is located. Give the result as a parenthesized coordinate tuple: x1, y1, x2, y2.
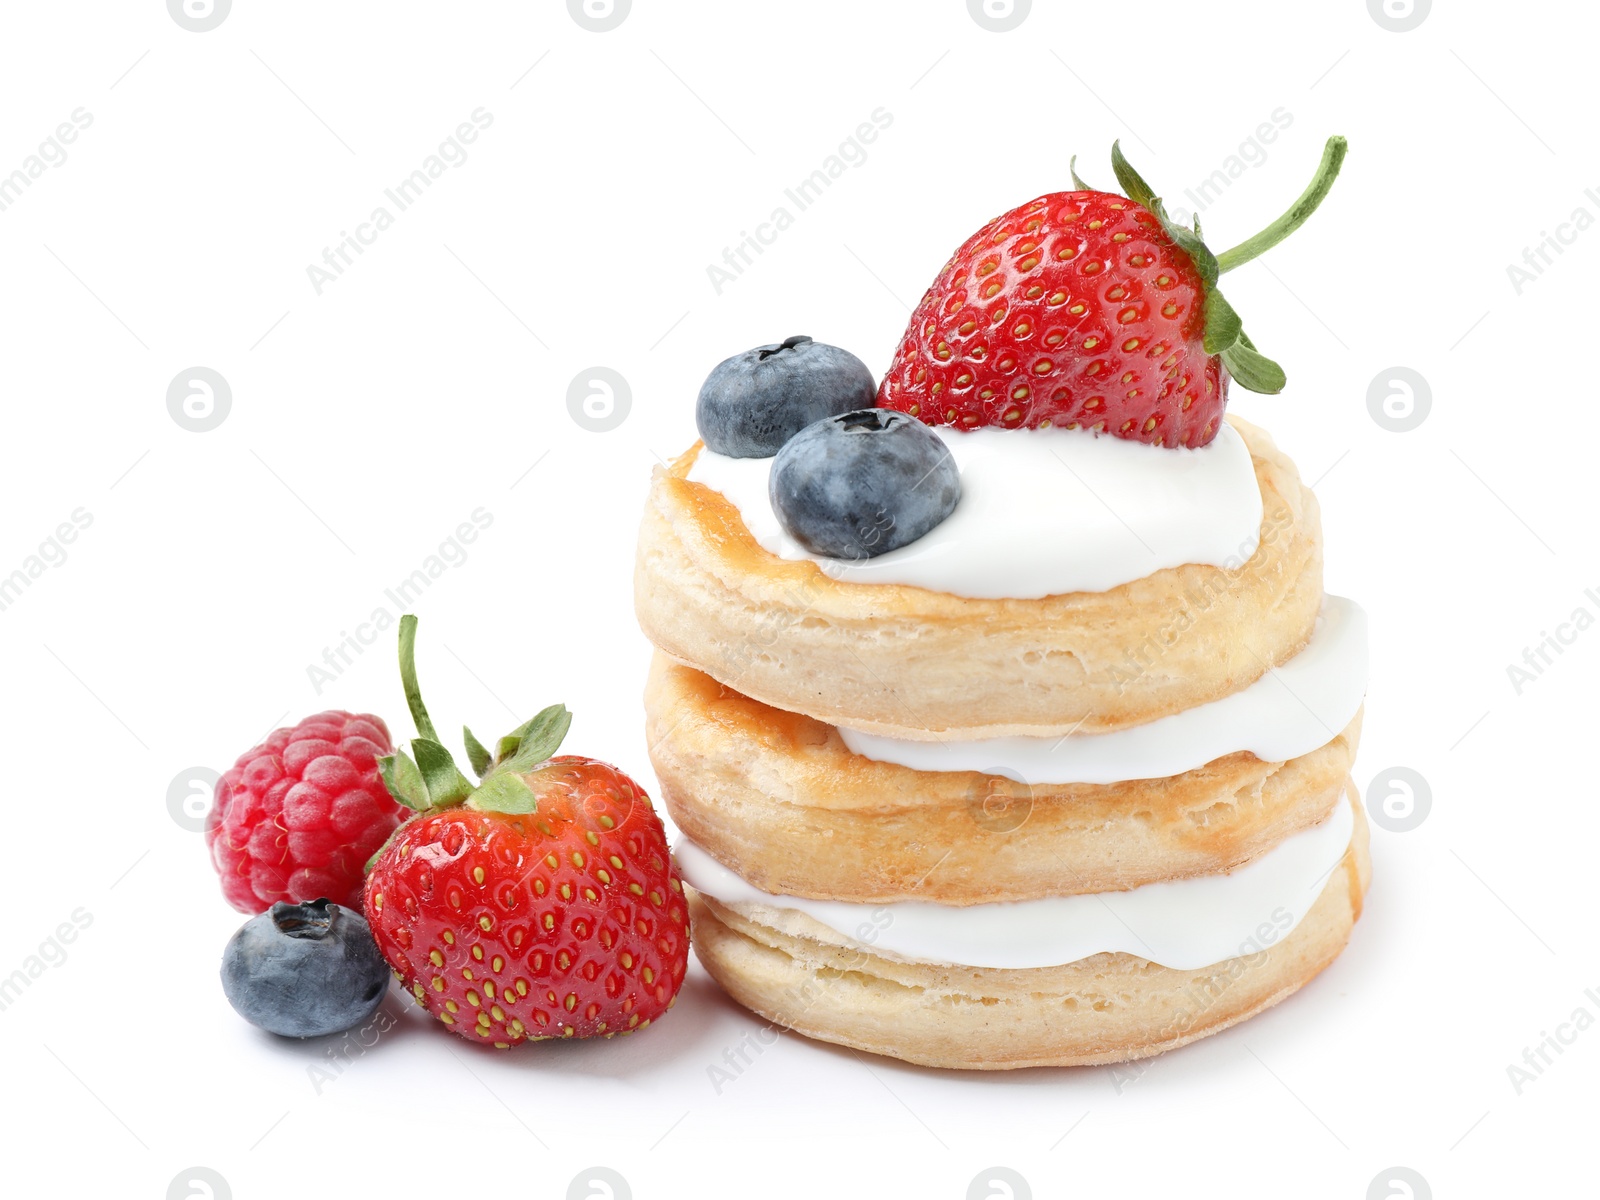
(206, 711, 403, 913)
(878, 139, 1347, 447)
(363, 617, 687, 1046)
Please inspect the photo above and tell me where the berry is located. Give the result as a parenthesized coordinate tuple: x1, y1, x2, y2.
(696, 335, 877, 457)
(221, 899, 390, 1038)
(769, 409, 960, 559)
(206, 711, 403, 914)
(878, 139, 1347, 447)
(363, 617, 688, 1047)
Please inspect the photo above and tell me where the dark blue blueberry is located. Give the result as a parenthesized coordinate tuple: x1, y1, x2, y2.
(769, 408, 961, 559)
(221, 899, 390, 1038)
(696, 335, 877, 458)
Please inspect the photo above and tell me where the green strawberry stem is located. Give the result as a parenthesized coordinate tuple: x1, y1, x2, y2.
(1215, 137, 1347, 274)
(1100, 136, 1348, 396)
(397, 615, 441, 744)
(374, 615, 573, 823)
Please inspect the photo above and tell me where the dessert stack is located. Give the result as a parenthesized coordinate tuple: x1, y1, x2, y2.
(633, 140, 1370, 1068)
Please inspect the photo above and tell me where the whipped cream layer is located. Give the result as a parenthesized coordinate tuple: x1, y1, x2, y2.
(677, 796, 1354, 971)
(839, 596, 1367, 785)
(686, 421, 1264, 600)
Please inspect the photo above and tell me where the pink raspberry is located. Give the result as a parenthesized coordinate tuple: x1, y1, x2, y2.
(206, 711, 403, 914)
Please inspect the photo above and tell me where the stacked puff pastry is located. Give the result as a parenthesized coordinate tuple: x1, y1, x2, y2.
(634, 415, 1369, 1070)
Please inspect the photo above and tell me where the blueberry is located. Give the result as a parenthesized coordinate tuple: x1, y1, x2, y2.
(696, 335, 877, 458)
(221, 899, 390, 1038)
(769, 409, 961, 559)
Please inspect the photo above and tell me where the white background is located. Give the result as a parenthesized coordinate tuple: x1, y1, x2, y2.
(1, 1, 1594, 1197)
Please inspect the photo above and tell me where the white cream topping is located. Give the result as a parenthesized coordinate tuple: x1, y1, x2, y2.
(838, 596, 1367, 785)
(686, 422, 1264, 600)
(676, 796, 1354, 971)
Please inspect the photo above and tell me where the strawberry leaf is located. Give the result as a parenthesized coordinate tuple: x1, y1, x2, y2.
(463, 725, 492, 778)
(1221, 338, 1287, 394)
(517, 704, 572, 759)
(386, 615, 579, 814)
(1069, 155, 1093, 192)
(1149, 196, 1219, 290)
(495, 714, 540, 762)
(495, 704, 573, 775)
(470, 771, 539, 815)
(378, 750, 430, 812)
(412, 738, 474, 808)
(1202, 289, 1243, 356)
(1109, 141, 1156, 210)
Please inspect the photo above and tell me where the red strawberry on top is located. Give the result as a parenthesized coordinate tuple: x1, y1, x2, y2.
(363, 617, 687, 1046)
(207, 711, 403, 914)
(878, 138, 1347, 447)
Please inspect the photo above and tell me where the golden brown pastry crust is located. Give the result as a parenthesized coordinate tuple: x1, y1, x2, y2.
(685, 785, 1370, 1070)
(648, 654, 1361, 903)
(634, 416, 1322, 740)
